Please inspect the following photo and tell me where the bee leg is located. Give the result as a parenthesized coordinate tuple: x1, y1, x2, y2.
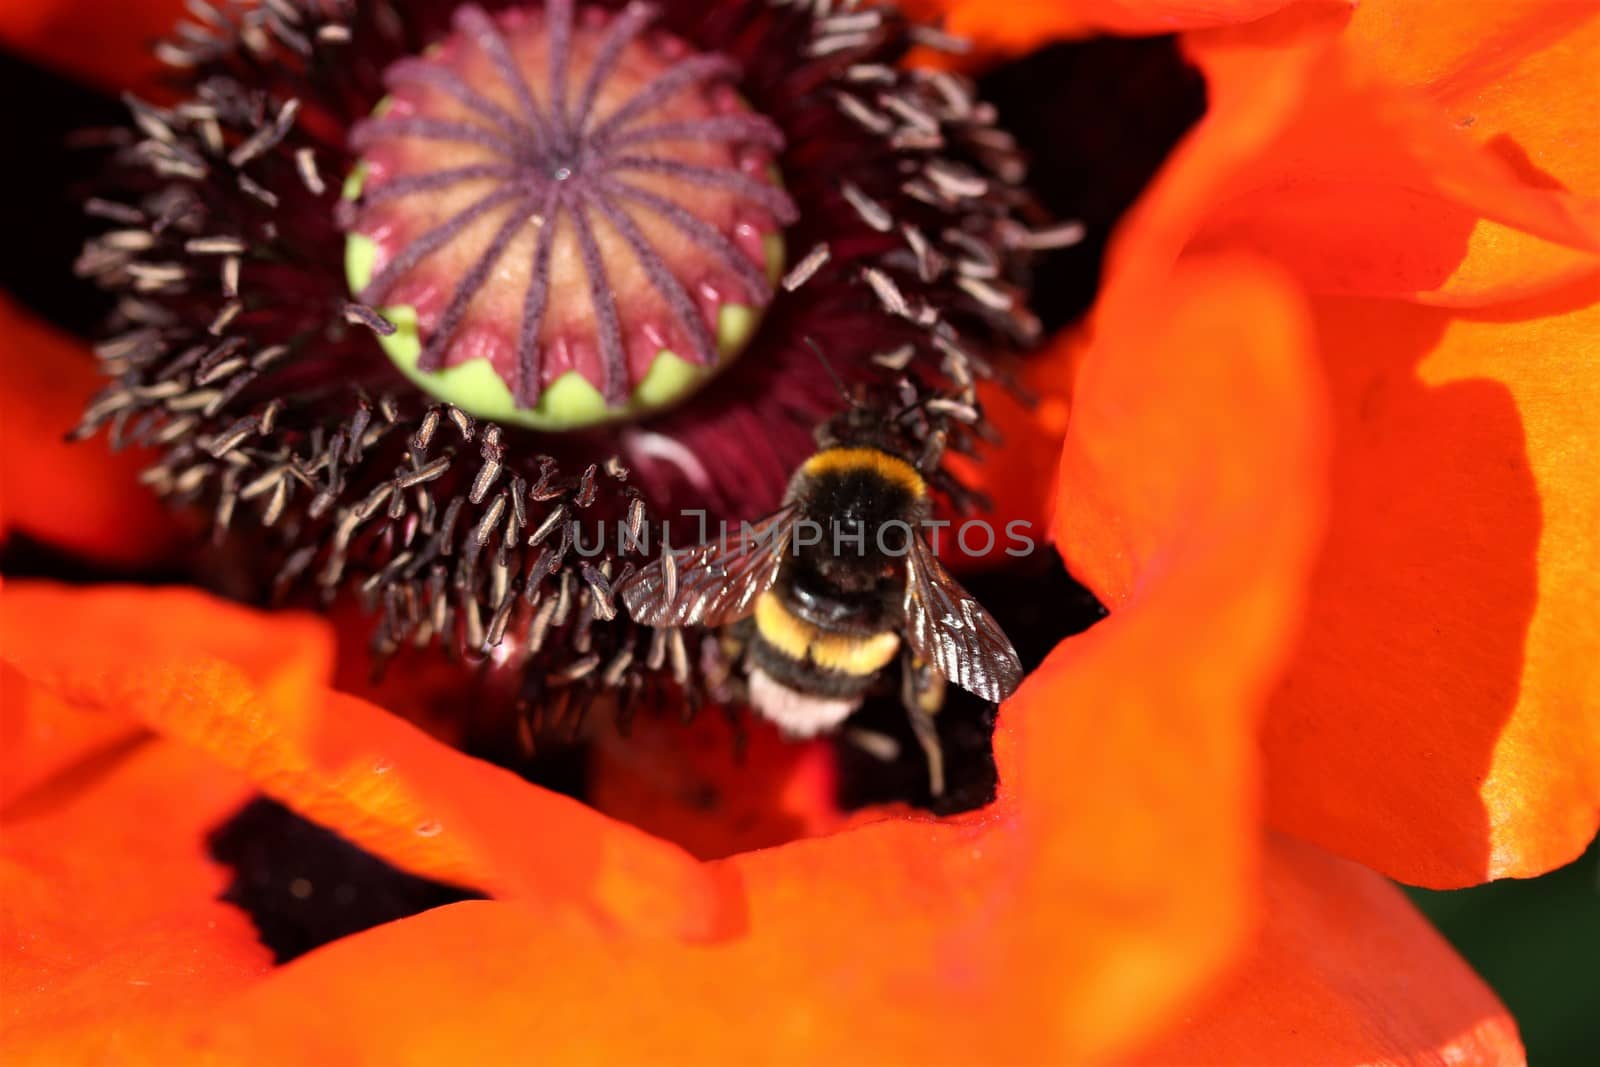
(901, 655, 948, 798)
(907, 704, 945, 798)
(704, 621, 753, 705)
(845, 727, 901, 763)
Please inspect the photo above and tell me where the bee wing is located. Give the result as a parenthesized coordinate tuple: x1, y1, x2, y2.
(618, 506, 797, 628)
(903, 534, 1023, 703)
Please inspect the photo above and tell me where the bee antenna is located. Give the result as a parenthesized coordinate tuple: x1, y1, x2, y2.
(803, 336, 857, 407)
(895, 396, 934, 424)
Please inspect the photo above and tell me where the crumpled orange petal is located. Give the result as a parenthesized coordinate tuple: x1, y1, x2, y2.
(900, 0, 1327, 55)
(1347, 0, 1599, 204)
(1175, 11, 1600, 307)
(0, 581, 739, 940)
(1054, 251, 1328, 612)
(0, 296, 177, 565)
(1132, 833, 1523, 1066)
(0, 0, 183, 94)
(1, 735, 272, 1066)
(1085, 5, 1600, 885)
(178, 838, 1513, 1067)
(1, 659, 143, 808)
(1343, 2, 1600, 304)
(1032, 253, 1328, 1057)
(0, 581, 334, 721)
(296, 688, 743, 939)
(1260, 281, 1600, 886)
(1103, 9, 1599, 318)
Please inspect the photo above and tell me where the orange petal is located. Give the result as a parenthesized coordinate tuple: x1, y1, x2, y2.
(1097, 5, 1600, 882)
(1342, 0, 1592, 93)
(284, 689, 744, 940)
(0, 0, 184, 95)
(1346, 4, 1600, 305)
(1056, 252, 1328, 609)
(0, 580, 738, 939)
(0, 295, 177, 565)
(1025, 253, 1329, 1056)
(184, 252, 1331, 1065)
(0, 659, 143, 808)
(1347, 0, 1600, 197)
(1, 734, 272, 1065)
(900, 0, 1329, 55)
(0, 581, 334, 721)
(1109, 10, 1600, 313)
(1198, 16, 1599, 303)
(190, 834, 1517, 1067)
(0, 579, 326, 856)
(943, 328, 1081, 564)
(1260, 281, 1600, 886)
(1132, 833, 1524, 1066)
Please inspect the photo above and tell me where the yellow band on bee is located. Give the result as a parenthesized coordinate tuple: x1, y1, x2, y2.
(800, 447, 925, 498)
(754, 592, 901, 676)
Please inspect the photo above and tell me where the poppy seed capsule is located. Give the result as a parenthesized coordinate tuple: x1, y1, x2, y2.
(343, 2, 791, 429)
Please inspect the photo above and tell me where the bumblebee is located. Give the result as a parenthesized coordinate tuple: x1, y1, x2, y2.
(618, 424, 1022, 796)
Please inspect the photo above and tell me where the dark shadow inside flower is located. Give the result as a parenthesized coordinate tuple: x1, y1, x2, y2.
(980, 35, 1206, 334)
(208, 796, 486, 964)
(0, 52, 120, 336)
(1263, 288, 1548, 882)
(0, 530, 184, 585)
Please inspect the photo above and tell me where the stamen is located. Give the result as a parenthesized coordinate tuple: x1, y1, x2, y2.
(781, 242, 831, 292)
(841, 181, 894, 232)
(343, 302, 397, 336)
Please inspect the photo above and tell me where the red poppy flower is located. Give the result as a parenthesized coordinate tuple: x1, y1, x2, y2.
(2, 1, 1597, 1064)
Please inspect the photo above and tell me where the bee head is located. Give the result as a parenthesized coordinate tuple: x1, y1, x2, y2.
(812, 380, 953, 474)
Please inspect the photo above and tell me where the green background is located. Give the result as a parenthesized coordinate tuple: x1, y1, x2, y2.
(1406, 836, 1600, 1065)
